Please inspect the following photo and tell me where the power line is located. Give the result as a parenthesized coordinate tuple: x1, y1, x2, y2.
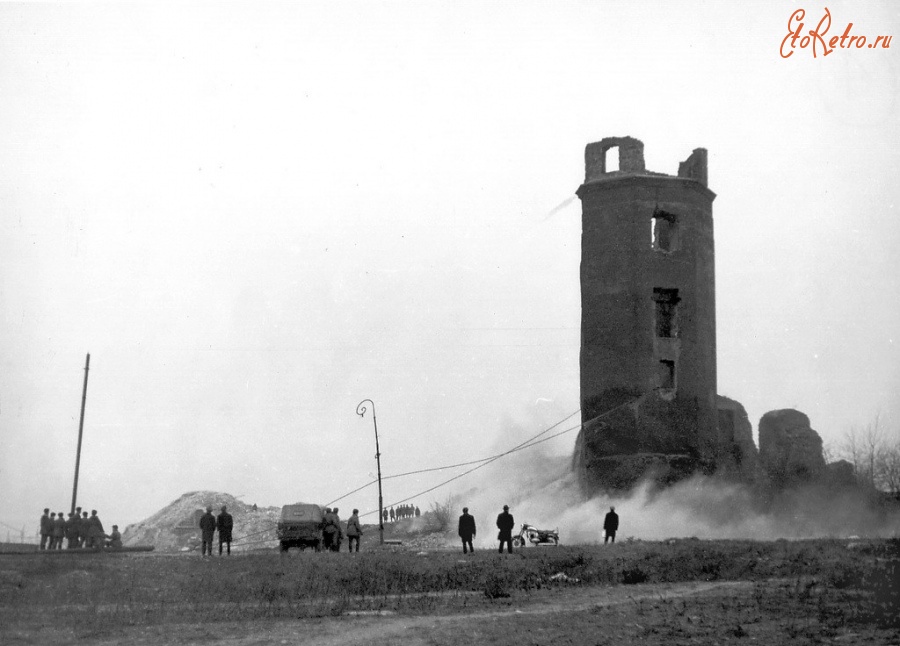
(326, 408, 581, 508)
(354, 393, 645, 519)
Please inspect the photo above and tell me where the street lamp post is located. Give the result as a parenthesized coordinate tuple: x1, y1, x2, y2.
(356, 399, 384, 545)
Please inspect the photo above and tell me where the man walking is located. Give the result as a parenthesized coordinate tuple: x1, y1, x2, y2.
(603, 506, 619, 544)
(199, 506, 216, 556)
(496, 505, 515, 554)
(217, 505, 234, 555)
(345, 509, 362, 552)
(458, 507, 476, 554)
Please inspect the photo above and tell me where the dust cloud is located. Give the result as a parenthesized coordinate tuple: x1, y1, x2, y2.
(439, 428, 900, 549)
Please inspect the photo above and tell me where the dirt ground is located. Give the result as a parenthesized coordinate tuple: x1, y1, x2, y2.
(4, 577, 896, 646)
(3, 536, 898, 645)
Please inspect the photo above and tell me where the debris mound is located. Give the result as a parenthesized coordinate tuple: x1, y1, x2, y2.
(121, 491, 280, 553)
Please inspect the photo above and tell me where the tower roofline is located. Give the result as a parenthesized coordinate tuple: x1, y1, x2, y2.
(577, 173, 717, 203)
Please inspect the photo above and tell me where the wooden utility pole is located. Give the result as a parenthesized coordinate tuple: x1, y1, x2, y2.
(70, 353, 90, 515)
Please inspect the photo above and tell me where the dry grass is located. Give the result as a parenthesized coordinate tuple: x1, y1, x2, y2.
(0, 538, 896, 642)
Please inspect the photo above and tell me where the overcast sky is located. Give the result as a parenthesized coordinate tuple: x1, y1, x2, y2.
(1, 1, 898, 537)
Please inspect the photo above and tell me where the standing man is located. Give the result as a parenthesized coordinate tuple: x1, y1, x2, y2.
(199, 506, 216, 556)
(39, 509, 52, 550)
(321, 508, 339, 551)
(69, 509, 82, 549)
(64, 512, 77, 549)
(217, 505, 234, 556)
(80, 511, 90, 547)
(331, 508, 343, 552)
(496, 505, 515, 554)
(345, 509, 362, 552)
(458, 507, 476, 554)
(86, 510, 105, 549)
(603, 506, 619, 544)
(52, 511, 66, 549)
(72, 507, 83, 547)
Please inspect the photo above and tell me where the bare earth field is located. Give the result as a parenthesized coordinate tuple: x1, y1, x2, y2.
(1, 538, 897, 645)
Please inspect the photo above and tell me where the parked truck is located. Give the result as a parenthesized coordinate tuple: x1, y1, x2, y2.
(277, 503, 324, 552)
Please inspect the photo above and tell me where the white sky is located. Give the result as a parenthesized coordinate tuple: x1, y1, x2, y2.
(1, 1, 898, 537)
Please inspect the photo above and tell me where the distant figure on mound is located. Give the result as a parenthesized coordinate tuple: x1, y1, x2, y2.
(603, 506, 619, 544)
(217, 505, 234, 555)
(458, 507, 476, 554)
(496, 505, 515, 554)
(389, 507, 395, 522)
(346, 509, 362, 552)
(199, 506, 216, 556)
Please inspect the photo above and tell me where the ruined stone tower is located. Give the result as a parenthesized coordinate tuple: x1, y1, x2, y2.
(573, 137, 720, 492)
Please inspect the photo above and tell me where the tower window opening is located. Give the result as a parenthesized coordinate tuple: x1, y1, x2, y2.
(658, 360, 675, 390)
(653, 288, 680, 338)
(652, 209, 678, 252)
(605, 146, 619, 172)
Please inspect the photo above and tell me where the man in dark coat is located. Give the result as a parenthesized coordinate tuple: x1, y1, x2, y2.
(199, 506, 216, 556)
(458, 507, 476, 554)
(331, 508, 344, 552)
(65, 512, 77, 549)
(68, 509, 82, 549)
(72, 507, 83, 547)
(345, 509, 362, 552)
(86, 510, 105, 549)
(321, 508, 339, 551)
(80, 511, 90, 547)
(52, 511, 66, 549)
(603, 506, 619, 544)
(217, 505, 234, 555)
(39, 509, 52, 550)
(496, 505, 515, 553)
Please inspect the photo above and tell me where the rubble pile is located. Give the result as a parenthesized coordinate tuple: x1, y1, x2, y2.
(758, 409, 827, 489)
(121, 491, 280, 553)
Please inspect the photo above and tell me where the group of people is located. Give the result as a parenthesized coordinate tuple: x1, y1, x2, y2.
(198, 505, 234, 555)
(455, 504, 510, 554)
(321, 507, 363, 552)
(381, 504, 419, 523)
(39, 507, 121, 550)
(456, 504, 621, 553)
